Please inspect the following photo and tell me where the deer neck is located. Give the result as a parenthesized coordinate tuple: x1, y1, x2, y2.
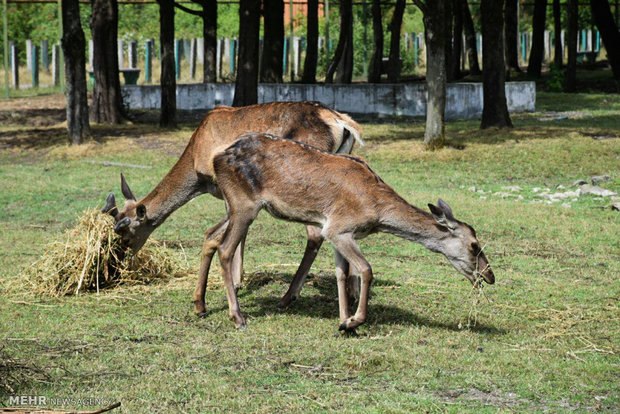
(140, 149, 204, 228)
(379, 198, 450, 254)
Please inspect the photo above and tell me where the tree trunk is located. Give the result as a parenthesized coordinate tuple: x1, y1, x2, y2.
(461, 0, 481, 75)
(553, 0, 562, 66)
(565, 0, 578, 91)
(326, 0, 353, 84)
(203, 0, 217, 82)
(233, 0, 260, 106)
(444, 0, 454, 81)
(62, 0, 90, 144)
(481, 0, 512, 128)
(301, 0, 318, 83)
(90, 0, 124, 124)
(451, 0, 464, 79)
(591, 0, 620, 83)
(527, 0, 547, 77)
(159, 0, 176, 127)
(388, 0, 406, 82)
(367, 0, 383, 83)
(504, 0, 520, 71)
(260, 0, 284, 83)
(423, 0, 447, 150)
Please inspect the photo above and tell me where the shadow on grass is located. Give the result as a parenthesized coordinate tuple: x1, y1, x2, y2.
(0, 127, 69, 150)
(365, 114, 619, 147)
(0, 107, 202, 151)
(208, 271, 506, 336)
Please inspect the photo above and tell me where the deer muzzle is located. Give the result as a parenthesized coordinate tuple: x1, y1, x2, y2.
(113, 217, 131, 234)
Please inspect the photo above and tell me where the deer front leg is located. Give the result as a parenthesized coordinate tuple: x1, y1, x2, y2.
(279, 225, 324, 308)
(193, 217, 229, 316)
(330, 234, 373, 332)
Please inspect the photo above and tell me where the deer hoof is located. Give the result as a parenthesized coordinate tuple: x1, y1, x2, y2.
(196, 311, 208, 318)
(231, 313, 246, 329)
(339, 317, 364, 332)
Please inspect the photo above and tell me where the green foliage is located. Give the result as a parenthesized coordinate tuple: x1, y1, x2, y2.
(546, 62, 565, 92)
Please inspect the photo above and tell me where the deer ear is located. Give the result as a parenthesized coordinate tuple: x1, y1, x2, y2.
(136, 204, 147, 220)
(428, 203, 455, 230)
(101, 193, 119, 217)
(120, 173, 136, 201)
(437, 198, 455, 221)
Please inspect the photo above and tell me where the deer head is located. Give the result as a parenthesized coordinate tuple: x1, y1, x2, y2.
(101, 173, 154, 252)
(428, 199, 495, 285)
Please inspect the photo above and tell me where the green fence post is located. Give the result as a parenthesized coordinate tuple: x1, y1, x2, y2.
(145, 39, 152, 84)
(230, 38, 236, 76)
(174, 39, 181, 79)
(282, 37, 288, 75)
(581, 30, 586, 51)
(3, 0, 9, 98)
(31, 45, 39, 88)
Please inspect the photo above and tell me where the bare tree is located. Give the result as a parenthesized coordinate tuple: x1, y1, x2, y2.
(233, 0, 260, 106)
(261, 0, 284, 83)
(388, 0, 406, 82)
(553, 0, 563, 66)
(413, 0, 447, 149)
(527, 0, 547, 77)
(302, 0, 319, 83)
(591, 0, 620, 85)
(481, 0, 512, 128)
(504, 0, 520, 72)
(565, 0, 578, 91)
(62, 0, 90, 144)
(451, 0, 464, 79)
(90, 0, 124, 124)
(174, 0, 218, 83)
(367, 0, 383, 83)
(326, 0, 353, 83)
(158, 0, 176, 126)
(445, 0, 454, 80)
(461, 0, 480, 75)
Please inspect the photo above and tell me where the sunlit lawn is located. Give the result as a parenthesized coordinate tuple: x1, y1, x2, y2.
(0, 91, 618, 412)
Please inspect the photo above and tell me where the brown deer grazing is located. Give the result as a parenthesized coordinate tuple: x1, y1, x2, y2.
(210, 133, 495, 330)
(101, 102, 363, 316)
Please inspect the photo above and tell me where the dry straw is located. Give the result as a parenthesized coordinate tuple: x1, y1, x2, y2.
(23, 209, 188, 296)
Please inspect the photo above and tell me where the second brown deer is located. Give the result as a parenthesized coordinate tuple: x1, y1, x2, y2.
(210, 133, 495, 330)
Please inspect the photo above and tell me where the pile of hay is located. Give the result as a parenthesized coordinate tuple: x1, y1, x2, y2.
(25, 209, 187, 296)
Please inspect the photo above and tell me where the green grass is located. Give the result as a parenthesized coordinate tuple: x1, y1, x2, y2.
(1, 92, 619, 412)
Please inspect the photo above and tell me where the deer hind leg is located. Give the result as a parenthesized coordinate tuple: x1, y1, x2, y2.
(330, 233, 373, 332)
(334, 249, 352, 324)
(218, 209, 257, 329)
(346, 265, 360, 310)
(230, 232, 247, 291)
(279, 225, 324, 308)
(193, 217, 229, 316)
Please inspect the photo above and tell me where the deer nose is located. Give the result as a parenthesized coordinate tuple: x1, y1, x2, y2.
(113, 217, 131, 233)
(482, 268, 495, 284)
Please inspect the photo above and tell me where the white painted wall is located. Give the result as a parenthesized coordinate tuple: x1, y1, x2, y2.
(122, 82, 535, 120)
